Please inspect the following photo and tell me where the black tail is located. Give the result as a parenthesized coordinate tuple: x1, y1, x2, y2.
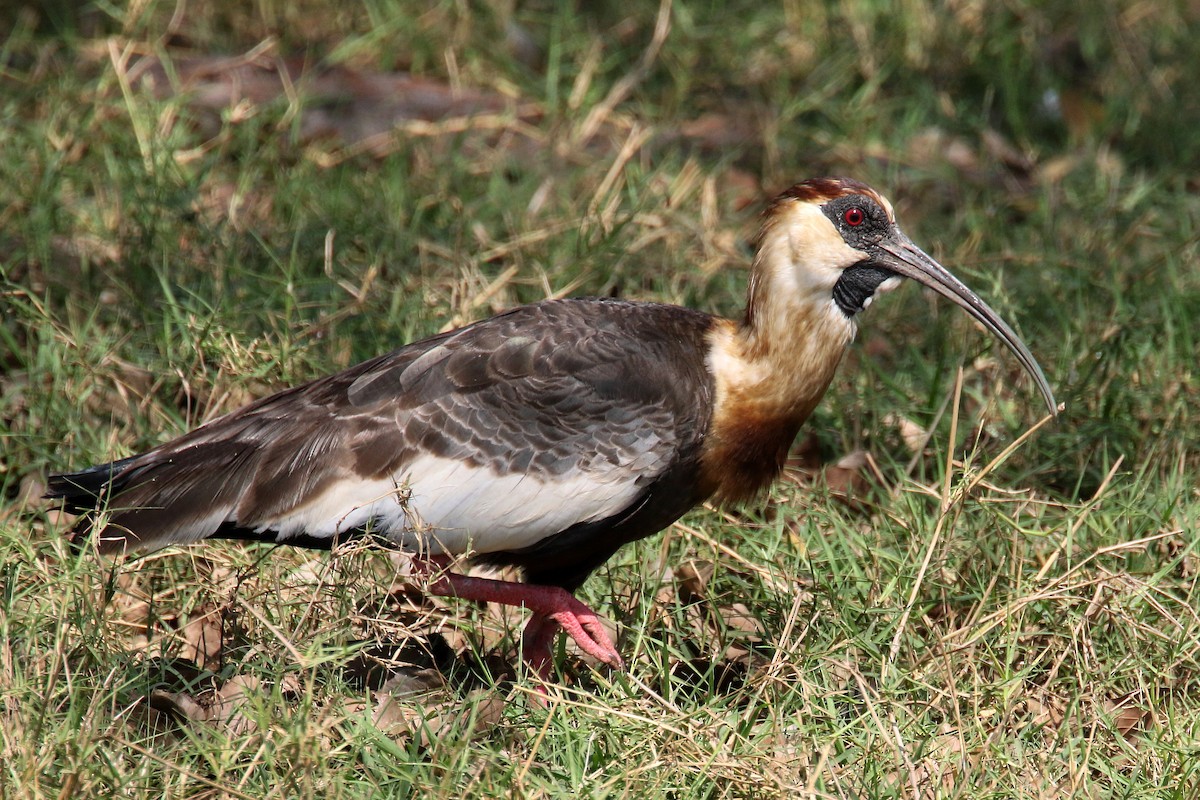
(45, 456, 141, 513)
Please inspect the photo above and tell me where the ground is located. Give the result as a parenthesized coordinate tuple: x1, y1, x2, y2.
(2, 1, 1199, 797)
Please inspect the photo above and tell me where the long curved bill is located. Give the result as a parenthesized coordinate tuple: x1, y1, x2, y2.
(876, 231, 1057, 416)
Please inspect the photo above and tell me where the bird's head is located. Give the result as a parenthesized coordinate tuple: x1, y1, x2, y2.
(751, 177, 1057, 415)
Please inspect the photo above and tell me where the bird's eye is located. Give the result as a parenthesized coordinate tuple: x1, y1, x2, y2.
(843, 207, 865, 227)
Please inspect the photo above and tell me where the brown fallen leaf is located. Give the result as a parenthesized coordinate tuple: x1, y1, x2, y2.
(720, 602, 763, 637)
(148, 673, 276, 738)
(718, 602, 764, 663)
(1103, 694, 1155, 740)
(193, 180, 275, 232)
(911, 725, 968, 792)
(675, 560, 715, 606)
(373, 688, 509, 748)
(981, 128, 1035, 175)
(655, 566, 678, 611)
(149, 687, 211, 724)
(215, 674, 268, 738)
(823, 450, 873, 511)
(907, 127, 980, 178)
(114, 46, 768, 171)
(178, 602, 227, 673)
(884, 412, 929, 456)
(721, 167, 764, 212)
(1025, 693, 1067, 730)
(1038, 154, 1081, 185)
(371, 691, 412, 735)
(148, 676, 250, 734)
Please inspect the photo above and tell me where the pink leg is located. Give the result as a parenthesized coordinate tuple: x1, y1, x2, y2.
(413, 559, 623, 675)
(520, 613, 562, 682)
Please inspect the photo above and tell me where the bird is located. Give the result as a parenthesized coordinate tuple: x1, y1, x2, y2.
(47, 177, 1056, 683)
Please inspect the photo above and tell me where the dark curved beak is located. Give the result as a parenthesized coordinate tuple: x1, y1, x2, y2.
(875, 230, 1058, 416)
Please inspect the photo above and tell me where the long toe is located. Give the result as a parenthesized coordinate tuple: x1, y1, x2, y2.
(549, 604, 623, 669)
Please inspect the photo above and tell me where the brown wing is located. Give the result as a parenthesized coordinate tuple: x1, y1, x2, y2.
(49, 299, 718, 567)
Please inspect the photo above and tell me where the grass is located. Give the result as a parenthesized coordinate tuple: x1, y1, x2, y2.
(3, 0, 1200, 797)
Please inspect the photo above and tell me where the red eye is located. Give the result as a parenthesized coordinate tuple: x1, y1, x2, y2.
(844, 207, 865, 226)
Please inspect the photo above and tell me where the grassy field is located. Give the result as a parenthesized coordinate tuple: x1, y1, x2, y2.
(3, 1, 1200, 797)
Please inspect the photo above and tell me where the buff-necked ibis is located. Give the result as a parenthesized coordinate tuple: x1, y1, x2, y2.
(47, 177, 1056, 683)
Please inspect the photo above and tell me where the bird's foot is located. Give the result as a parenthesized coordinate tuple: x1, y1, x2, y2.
(415, 562, 623, 677)
(523, 598, 624, 671)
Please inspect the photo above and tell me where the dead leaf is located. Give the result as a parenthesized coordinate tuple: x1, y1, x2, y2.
(1025, 693, 1067, 730)
(277, 672, 302, 698)
(149, 688, 212, 724)
(16, 474, 46, 510)
(148, 674, 288, 739)
(884, 412, 929, 455)
(1104, 694, 1155, 740)
(908, 127, 979, 176)
(373, 688, 509, 747)
(721, 168, 763, 212)
(720, 602, 763, 637)
(379, 667, 447, 697)
(217, 674, 267, 738)
(911, 726, 967, 791)
(178, 603, 227, 672)
(676, 560, 715, 606)
(1038, 154, 1081, 185)
(823, 450, 872, 510)
(719, 602, 764, 663)
(655, 566, 678, 610)
(193, 180, 274, 231)
(372, 692, 412, 735)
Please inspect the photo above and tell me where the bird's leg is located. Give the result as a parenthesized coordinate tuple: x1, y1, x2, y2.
(520, 613, 562, 682)
(411, 558, 623, 673)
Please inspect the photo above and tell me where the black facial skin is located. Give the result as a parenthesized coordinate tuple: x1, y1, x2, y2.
(821, 194, 899, 317)
(821, 194, 890, 248)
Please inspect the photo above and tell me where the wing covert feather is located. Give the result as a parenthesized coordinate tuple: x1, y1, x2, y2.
(60, 299, 718, 558)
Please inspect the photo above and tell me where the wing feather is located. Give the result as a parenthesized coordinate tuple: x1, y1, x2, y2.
(51, 299, 716, 558)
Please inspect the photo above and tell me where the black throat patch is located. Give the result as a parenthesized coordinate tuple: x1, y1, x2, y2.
(833, 264, 898, 317)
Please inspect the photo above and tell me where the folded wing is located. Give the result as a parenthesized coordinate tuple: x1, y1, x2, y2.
(49, 299, 716, 561)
